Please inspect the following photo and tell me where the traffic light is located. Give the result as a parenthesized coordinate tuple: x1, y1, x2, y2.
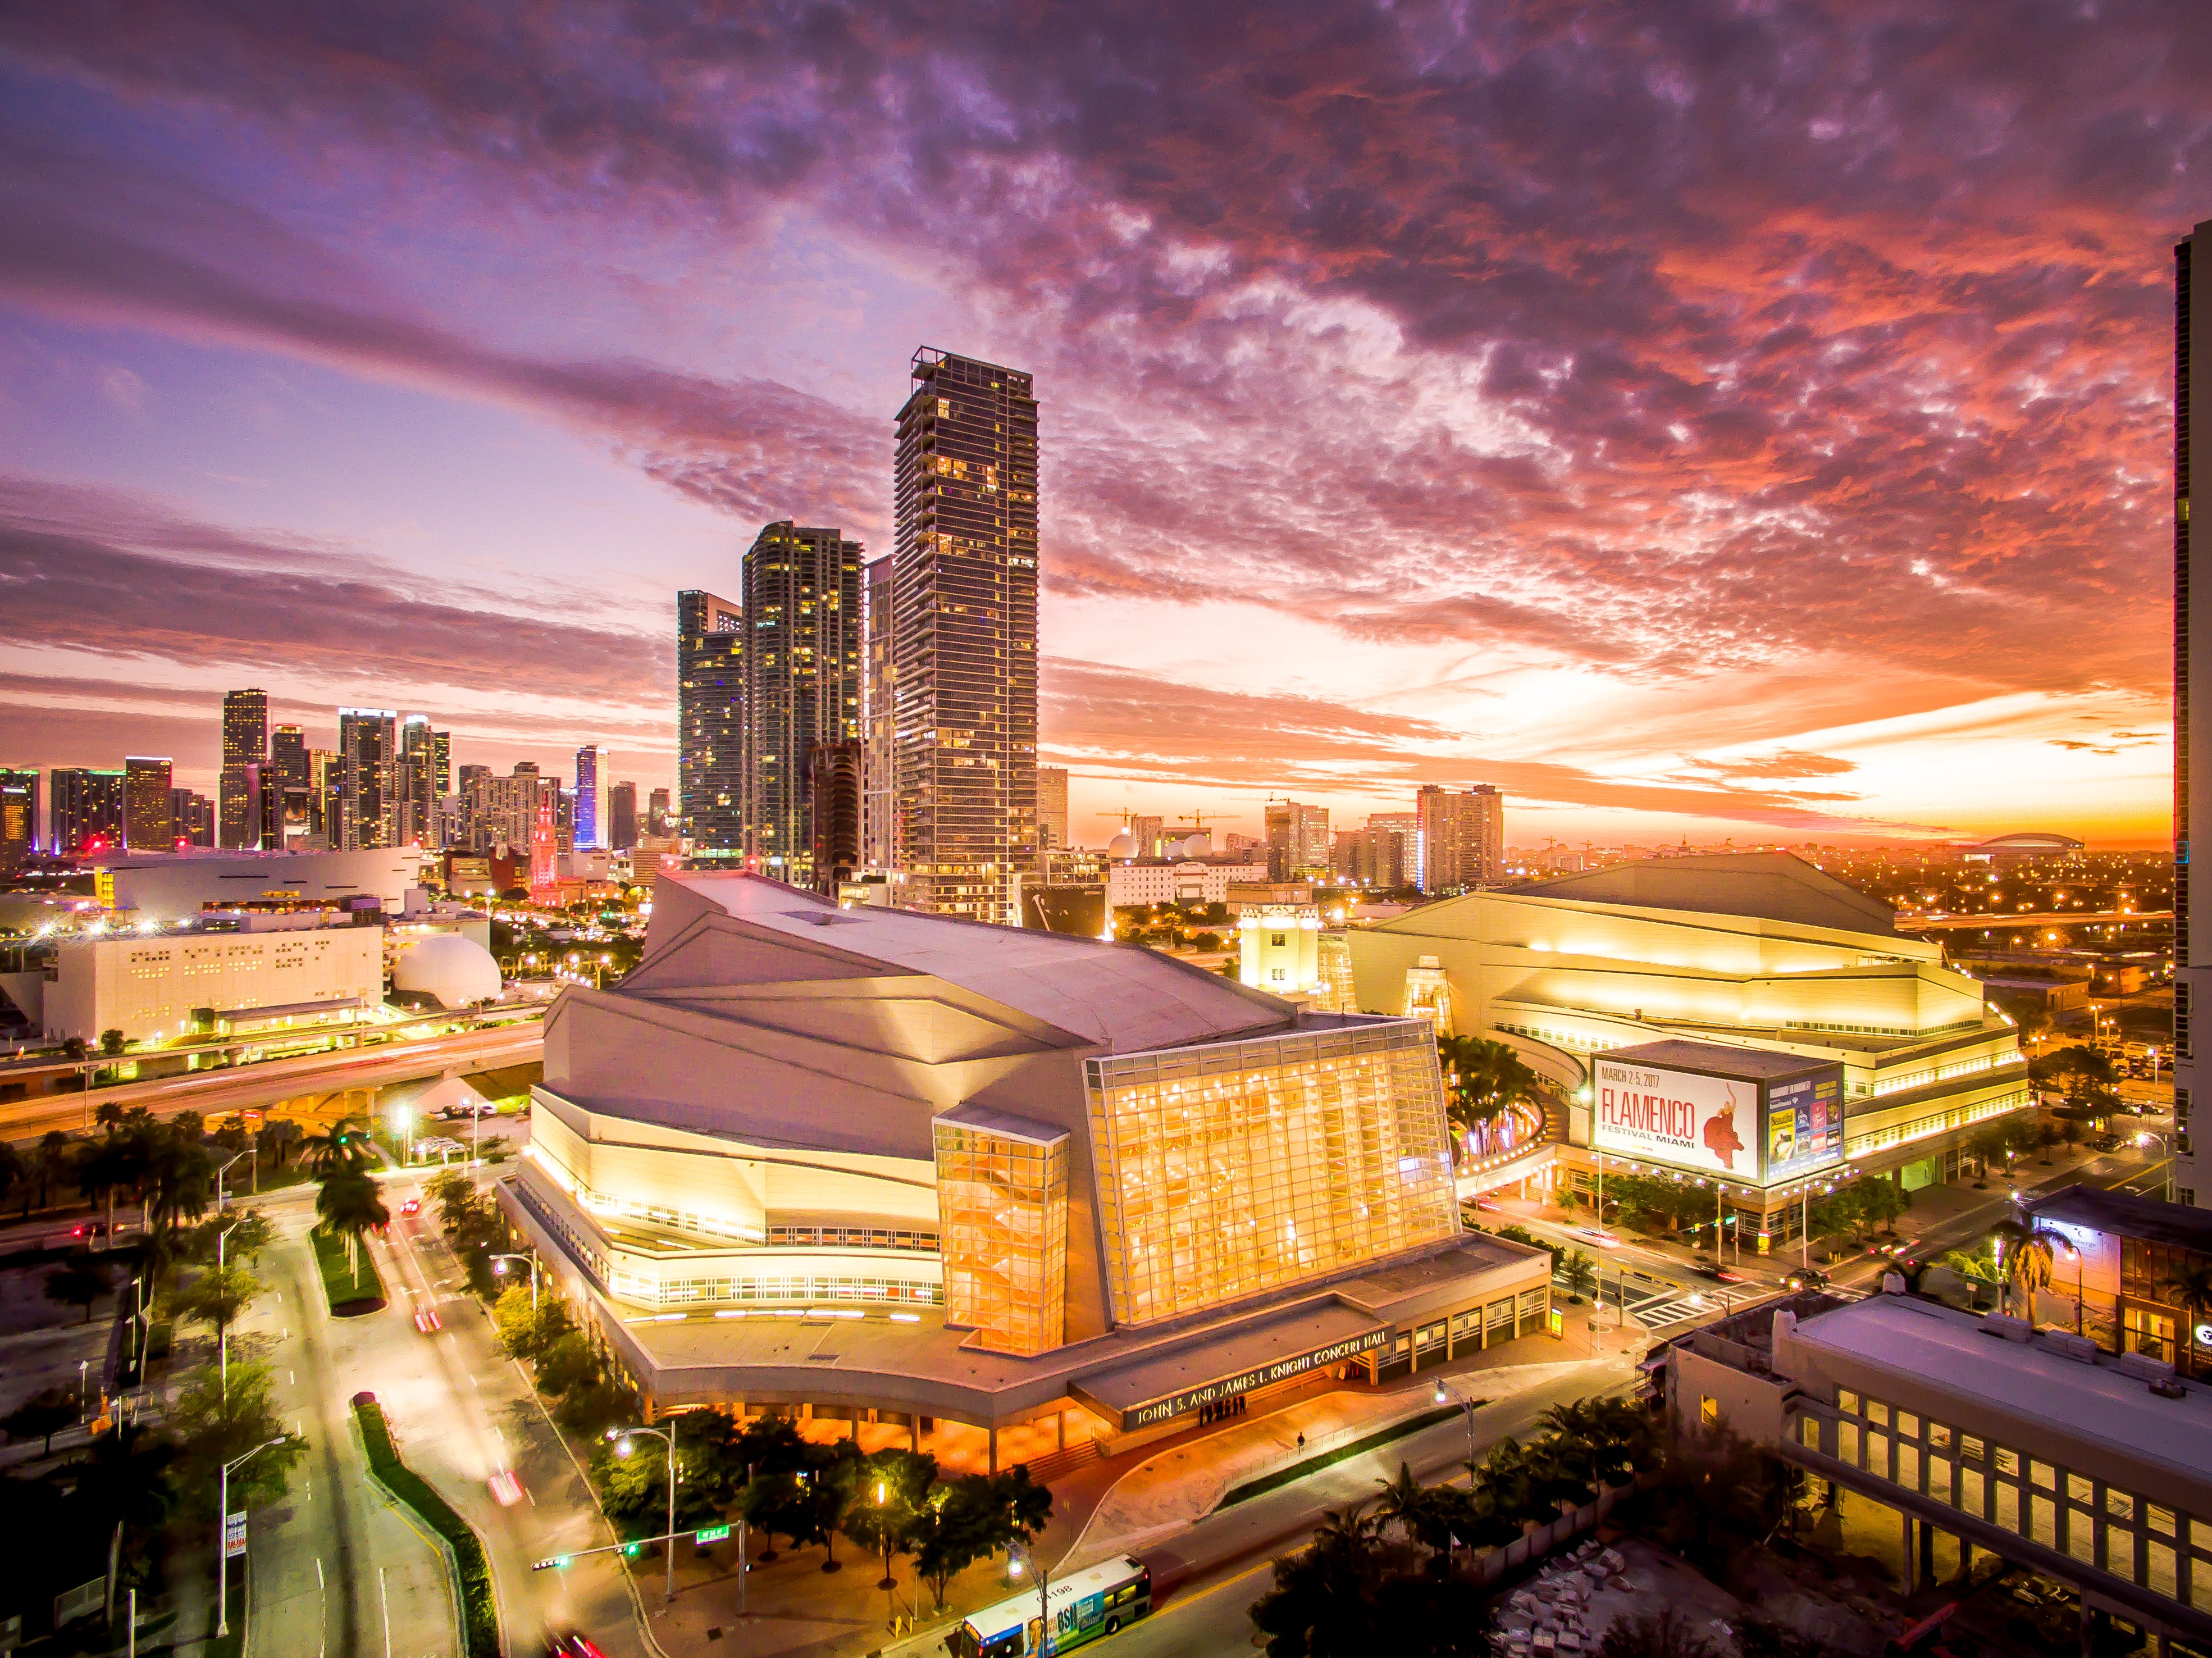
(622, 1542, 640, 1557)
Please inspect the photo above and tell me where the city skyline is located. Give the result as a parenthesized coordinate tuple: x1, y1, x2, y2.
(0, 8, 2199, 846)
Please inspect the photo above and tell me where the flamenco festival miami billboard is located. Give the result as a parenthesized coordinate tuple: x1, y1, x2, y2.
(1594, 1055, 1845, 1185)
(1594, 1058, 1757, 1178)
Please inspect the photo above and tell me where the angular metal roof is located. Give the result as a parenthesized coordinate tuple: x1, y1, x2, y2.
(1505, 851, 1898, 937)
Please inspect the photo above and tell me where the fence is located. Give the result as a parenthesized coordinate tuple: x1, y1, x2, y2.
(1468, 1470, 1659, 1586)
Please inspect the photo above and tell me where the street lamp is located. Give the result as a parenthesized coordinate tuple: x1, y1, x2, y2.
(609, 1424, 678, 1605)
(1005, 1540, 1051, 1656)
(217, 1217, 245, 1398)
(1431, 1379, 1480, 1459)
(2137, 1131, 2175, 1203)
(215, 1148, 252, 1213)
(217, 1437, 288, 1636)
(873, 1478, 897, 1592)
(490, 1252, 540, 1313)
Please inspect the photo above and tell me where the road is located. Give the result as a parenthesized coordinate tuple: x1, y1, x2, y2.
(0, 1021, 542, 1140)
(1071, 1354, 1637, 1658)
(240, 1188, 460, 1658)
(368, 1165, 650, 1658)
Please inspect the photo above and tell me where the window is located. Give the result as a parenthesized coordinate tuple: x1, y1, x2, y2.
(1961, 1434, 1985, 1463)
(2108, 1489, 2136, 1522)
(1898, 1411, 1921, 1440)
(1700, 1395, 1719, 1428)
(1800, 1416, 1821, 1451)
(1928, 1423, 1952, 1451)
(2149, 1504, 2177, 1537)
(1868, 1400, 1890, 1427)
(2029, 1458, 2054, 1490)
(1840, 1422, 1860, 1466)
(1995, 1447, 2020, 1477)
(1838, 1389, 1860, 1415)
(2069, 1473, 2095, 1505)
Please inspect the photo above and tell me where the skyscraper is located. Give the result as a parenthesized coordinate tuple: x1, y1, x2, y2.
(647, 786, 671, 837)
(124, 757, 174, 850)
(307, 748, 339, 846)
(862, 554, 897, 872)
(808, 740, 863, 894)
(2177, 221, 2206, 1210)
(172, 788, 215, 846)
(1036, 766, 1069, 853)
(574, 744, 606, 850)
(1416, 784, 1505, 891)
(678, 590, 744, 861)
(608, 781, 638, 851)
(457, 763, 492, 850)
(0, 768, 36, 876)
(270, 725, 309, 847)
(1264, 800, 1330, 881)
(741, 521, 863, 885)
(51, 768, 124, 856)
(336, 709, 398, 850)
(891, 348, 1039, 924)
(399, 715, 436, 846)
(218, 687, 269, 849)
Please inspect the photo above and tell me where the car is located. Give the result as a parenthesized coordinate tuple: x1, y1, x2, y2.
(414, 1306, 443, 1333)
(400, 1197, 422, 1215)
(2092, 1133, 2124, 1153)
(70, 1221, 109, 1240)
(1782, 1266, 1830, 1290)
(1689, 1262, 1745, 1283)
(548, 1636, 610, 1658)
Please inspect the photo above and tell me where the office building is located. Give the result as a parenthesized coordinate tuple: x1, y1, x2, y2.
(574, 744, 606, 850)
(398, 716, 448, 848)
(1264, 800, 1330, 881)
(647, 787, 671, 839)
(678, 589, 745, 861)
(741, 521, 863, 885)
(1346, 853, 2032, 1242)
(336, 709, 398, 850)
(1667, 1291, 2212, 1652)
(2024, 1185, 2212, 1376)
(1037, 766, 1069, 853)
(1103, 854, 1270, 911)
(52, 767, 125, 856)
(498, 870, 1548, 1453)
(0, 767, 37, 873)
(1417, 784, 1504, 891)
(171, 789, 215, 847)
(74, 845, 431, 922)
(862, 555, 896, 870)
(268, 725, 309, 846)
(2177, 221, 2208, 1210)
(891, 349, 1039, 925)
(124, 757, 174, 850)
(1337, 814, 1417, 889)
(217, 687, 268, 849)
(608, 782, 638, 852)
(307, 748, 339, 847)
(40, 914, 384, 1045)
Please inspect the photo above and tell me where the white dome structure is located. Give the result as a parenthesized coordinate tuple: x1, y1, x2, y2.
(391, 933, 503, 1010)
(1176, 832, 1212, 857)
(1107, 832, 1136, 858)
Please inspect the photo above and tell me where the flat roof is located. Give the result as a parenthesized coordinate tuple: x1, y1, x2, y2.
(2028, 1184, 2212, 1252)
(931, 1103, 1069, 1147)
(1071, 1300, 1383, 1414)
(1599, 1040, 1834, 1082)
(1789, 1294, 2212, 1484)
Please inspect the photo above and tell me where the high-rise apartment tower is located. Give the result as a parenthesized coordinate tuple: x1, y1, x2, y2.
(2176, 221, 2208, 1209)
(0, 768, 36, 876)
(124, 757, 174, 850)
(337, 709, 398, 850)
(678, 590, 744, 861)
(861, 555, 897, 872)
(51, 768, 124, 856)
(218, 687, 268, 849)
(1037, 766, 1069, 853)
(608, 782, 638, 851)
(1417, 785, 1506, 892)
(741, 521, 863, 886)
(891, 348, 1039, 924)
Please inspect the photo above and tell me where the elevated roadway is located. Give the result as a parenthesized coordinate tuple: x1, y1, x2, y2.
(0, 1019, 543, 1141)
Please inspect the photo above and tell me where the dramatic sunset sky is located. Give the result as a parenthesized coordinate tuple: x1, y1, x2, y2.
(0, 3, 2202, 849)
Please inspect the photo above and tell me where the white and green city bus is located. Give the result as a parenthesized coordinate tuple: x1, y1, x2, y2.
(948, 1555, 1152, 1657)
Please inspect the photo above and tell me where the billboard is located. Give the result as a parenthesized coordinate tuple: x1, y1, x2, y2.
(1595, 1056, 1845, 1184)
(1594, 1059, 1757, 1177)
(1764, 1073, 1845, 1180)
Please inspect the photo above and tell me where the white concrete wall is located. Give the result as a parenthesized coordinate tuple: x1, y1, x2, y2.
(44, 924, 385, 1043)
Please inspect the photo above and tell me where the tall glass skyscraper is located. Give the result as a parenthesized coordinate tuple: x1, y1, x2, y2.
(218, 687, 268, 849)
(741, 521, 861, 886)
(891, 348, 1038, 924)
(337, 708, 398, 850)
(2176, 222, 2206, 1210)
(678, 590, 744, 861)
(574, 744, 605, 850)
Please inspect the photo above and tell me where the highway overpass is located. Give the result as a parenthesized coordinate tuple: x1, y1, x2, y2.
(0, 1020, 544, 1141)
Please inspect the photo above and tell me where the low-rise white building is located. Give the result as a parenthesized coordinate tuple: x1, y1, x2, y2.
(40, 920, 386, 1044)
(85, 847, 434, 922)
(1104, 857, 1269, 910)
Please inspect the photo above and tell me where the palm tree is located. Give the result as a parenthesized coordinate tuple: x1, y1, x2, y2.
(303, 1118, 372, 1179)
(1988, 1218, 2046, 1318)
(2173, 1265, 2212, 1379)
(1436, 1035, 1541, 1158)
(314, 1168, 389, 1287)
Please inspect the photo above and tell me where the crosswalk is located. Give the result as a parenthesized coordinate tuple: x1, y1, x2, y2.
(1625, 1291, 1718, 1329)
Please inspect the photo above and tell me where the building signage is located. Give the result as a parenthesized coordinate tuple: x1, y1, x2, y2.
(1764, 1073, 1845, 1181)
(1594, 1059, 1756, 1178)
(1121, 1327, 1391, 1429)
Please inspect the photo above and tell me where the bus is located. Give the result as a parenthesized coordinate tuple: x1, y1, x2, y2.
(948, 1555, 1152, 1657)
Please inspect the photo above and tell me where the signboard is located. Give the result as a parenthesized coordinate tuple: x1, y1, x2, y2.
(1764, 1074, 1844, 1181)
(1118, 1327, 1392, 1429)
(694, 1524, 731, 1544)
(1594, 1059, 1757, 1178)
(225, 1511, 247, 1559)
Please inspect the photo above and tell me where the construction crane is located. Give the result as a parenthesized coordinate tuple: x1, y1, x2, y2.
(1171, 809, 1240, 833)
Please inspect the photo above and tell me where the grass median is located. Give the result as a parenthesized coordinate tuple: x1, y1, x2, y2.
(311, 1224, 387, 1314)
(355, 1398, 499, 1658)
(1218, 1405, 1467, 1509)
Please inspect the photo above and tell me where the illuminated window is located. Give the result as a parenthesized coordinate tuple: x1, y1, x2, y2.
(931, 1106, 1068, 1357)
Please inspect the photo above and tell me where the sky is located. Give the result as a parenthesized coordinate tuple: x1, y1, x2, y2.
(0, 2, 2202, 851)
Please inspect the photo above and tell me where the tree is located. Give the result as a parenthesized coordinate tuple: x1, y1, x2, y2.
(314, 1165, 390, 1286)
(0, 1138, 24, 1219)
(1560, 1249, 1597, 1299)
(1, 1386, 80, 1455)
(1435, 1035, 1540, 1153)
(33, 1128, 73, 1213)
(1853, 1176, 1908, 1234)
(184, 1206, 274, 1265)
(166, 1360, 305, 1515)
(839, 1447, 939, 1586)
(303, 1117, 373, 1178)
(44, 1258, 110, 1322)
(1988, 1218, 2047, 1317)
(493, 1284, 576, 1364)
(173, 1262, 260, 1345)
(257, 1117, 304, 1169)
(99, 1028, 126, 1056)
(61, 1035, 88, 1060)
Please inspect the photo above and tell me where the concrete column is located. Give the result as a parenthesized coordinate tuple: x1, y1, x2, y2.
(910, 1420, 919, 1452)
(1057, 1411, 1066, 1451)
(1902, 1512, 1915, 1591)
(988, 1427, 998, 1473)
(1918, 1516, 1936, 1586)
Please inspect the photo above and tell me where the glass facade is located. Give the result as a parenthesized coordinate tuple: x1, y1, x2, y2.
(932, 1113, 1069, 1356)
(1086, 1021, 1458, 1327)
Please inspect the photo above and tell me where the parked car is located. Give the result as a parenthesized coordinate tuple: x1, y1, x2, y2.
(2092, 1133, 2125, 1153)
